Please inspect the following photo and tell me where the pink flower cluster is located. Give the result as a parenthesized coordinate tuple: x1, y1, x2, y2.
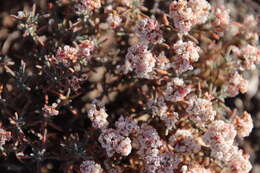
(136, 18, 163, 44)
(187, 98, 216, 127)
(88, 103, 109, 129)
(232, 112, 253, 138)
(56, 41, 95, 63)
(222, 72, 248, 97)
(98, 128, 132, 157)
(91, 109, 138, 157)
(125, 43, 156, 78)
(169, 129, 201, 153)
(202, 120, 237, 161)
(212, 6, 230, 32)
(172, 40, 200, 74)
(165, 78, 192, 101)
(169, 0, 211, 34)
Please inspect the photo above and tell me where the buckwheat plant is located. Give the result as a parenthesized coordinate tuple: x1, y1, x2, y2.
(0, 0, 259, 172)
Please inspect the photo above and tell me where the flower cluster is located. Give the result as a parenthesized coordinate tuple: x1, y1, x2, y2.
(80, 160, 103, 173)
(87, 103, 109, 129)
(202, 120, 237, 161)
(169, 0, 211, 34)
(187, 98, 216, 127)
(98, 128, 132, 157)
(232, 111, 253, 138)
(55, 41, 95, 64)
(172, 40, 200, 74)
(124, 43, 156, 78)
(136, 18, 163, 44)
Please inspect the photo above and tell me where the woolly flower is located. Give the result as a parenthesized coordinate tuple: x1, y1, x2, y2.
(136, 18, 163, 44)
(125, 43, 156, 78)
(98, 128, 132, 157)
(169, 0, 211, 34)
(232, 112, 253, 138)
(0, 128, 11, 147)
(222, 149, 252, 173)
(80, 160, 103, 173)
(172, 40, 200, 74)
(187, 98, 216, 127)
(169, 129, 201, 153)
(137, 124, 162, 155)
(222, 72, 248, 97)
(240, 44, 260, 70)
(115, 116, 139, 136)
(212, 6, 230, 32)
(88, 104, 109, 129)
(203, 120, 237, 161)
